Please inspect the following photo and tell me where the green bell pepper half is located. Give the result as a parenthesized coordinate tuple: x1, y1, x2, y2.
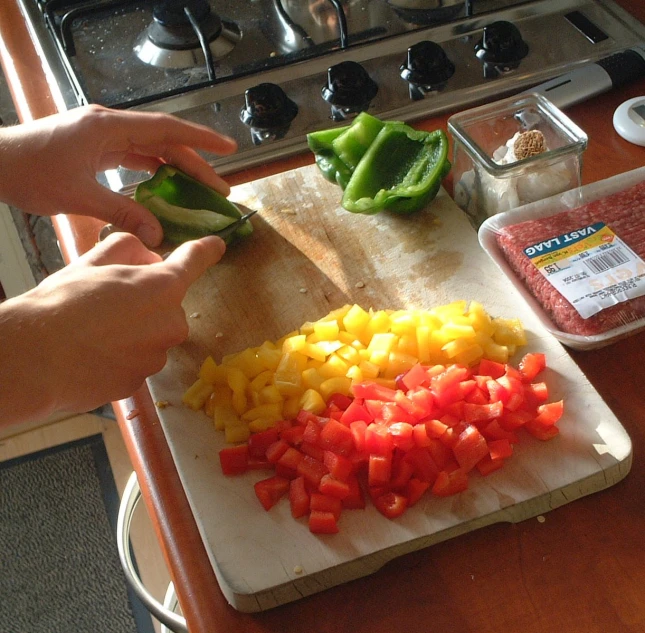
(134, 165, 253, 245)
(341, 125, 450, 215)
(306, 112, 390, 190)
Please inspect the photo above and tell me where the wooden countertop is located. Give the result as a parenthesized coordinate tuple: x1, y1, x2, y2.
(2, 3, 645, 632)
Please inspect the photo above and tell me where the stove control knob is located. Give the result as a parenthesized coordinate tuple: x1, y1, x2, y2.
(400, 41, 455, 87)
(475, 21, 529, 65)
(322, 61, 378, 108)
(240, 83, 298, 129)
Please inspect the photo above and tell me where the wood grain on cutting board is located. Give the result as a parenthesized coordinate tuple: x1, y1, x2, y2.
(146, 164, 631, 613)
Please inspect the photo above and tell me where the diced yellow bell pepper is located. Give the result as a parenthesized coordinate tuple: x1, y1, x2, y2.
(454, 344, 484, 366)
(302, 367, 326, 391)
(320, 376, 352, 399)
(198, 356, 227, 384)
(385, 351, 418, 378)
(299, 389, 326, 415)
(282, 395, 302, 420)
(212, 403, 240, 432)
(342, 304, 371, 337)
(225, 423, 250, 444)
(248, 417, 277, 433)
(335, 344, 361, 365)
(318, 353, 350, 378)
(258, 385, 283, 404)
(302, 342, 329, 363)
(492, 317, 527, 346)
(241, 402, 283, 422)
(182, 378, 214, 411)
(313, 319, 340, 341)
(358, 359, 380, 380)
(256, 342, 282, 372)
(282, 334, 307, 354)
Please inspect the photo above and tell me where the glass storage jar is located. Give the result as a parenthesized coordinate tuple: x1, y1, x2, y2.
(448, 93, 588, 230)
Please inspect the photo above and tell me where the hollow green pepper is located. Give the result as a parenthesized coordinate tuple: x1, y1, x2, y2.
(134, 165, 253, 245)
(341, 125, 450, 215)
(306, 112, 389, 189)
(308, 114, 450, 215)
(307, 124, 351, 188)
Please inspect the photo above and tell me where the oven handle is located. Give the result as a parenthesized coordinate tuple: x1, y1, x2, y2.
(117, 471, 189, 633)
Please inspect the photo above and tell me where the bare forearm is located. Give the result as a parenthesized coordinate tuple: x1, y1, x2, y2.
(0, 295, 59, 426)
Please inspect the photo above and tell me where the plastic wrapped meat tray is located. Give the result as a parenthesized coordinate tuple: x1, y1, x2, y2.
(479, 167, 645, 350)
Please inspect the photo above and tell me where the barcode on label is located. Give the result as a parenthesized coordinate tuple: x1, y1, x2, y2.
(583, 247, 630, 274)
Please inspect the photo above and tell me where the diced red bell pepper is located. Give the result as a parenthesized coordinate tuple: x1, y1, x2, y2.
(308, 510, 339, 534)
(247, 428, 279, 459)
(499, 409, 534, 431)
(289, 476, 310, 518)
(464, 386, 489, 405)
(380, 401, 418, 425)
(319, 418, 355, 456)
(325, 392, 353, 411)
(488, 438, 513, 460)
(406, 387, 437, 419)
(518, 352, 547, 382)
(302, 419, 322, 445)
(276, 446, 305, 477)
(431, 364, 471, 407)
(300, 440, 325, 462)
(463, 401, 504, 425)
(280, 424, 306, 446)
(219, 445, 249, 475)
(412, 423, 432, 448)
(319, 474, 351, 499)
(295, 410, 326, 427)
(254, 475, 290, 510)
(480, 419, 519, 444)
(477, 358, 506, 379)
(373, 491, 408, 519)
(364, 423, 394, 456)
(476, 454, 506, 476)
(431, 468, 469, 497)
(323, 450, 354, 481)
(351, 381, 398, 402)
(403, 447, 439, 484)
(388, 422, 415, 451)
(404, 478, 430, 506)
(426, 437, 453, 470)
(310, 492, 342, 520)
(265, 439, 290, 463)
(452, 425, 489, 472)
(342, 474, 366, 509)
(349, 419, 368, 453)
(533, 400, 564, 427)
(524, 419, 560, 440)
(368, 454, 392, 487)
(219, 444, 249, 475)
(401, 363, 430, 391)
(424, 418, 448, 439)
(389, 454, 414, 489)
(340, 400, 372, 426)
(297, 455, 329, 488)
(523, 381, 549, 406)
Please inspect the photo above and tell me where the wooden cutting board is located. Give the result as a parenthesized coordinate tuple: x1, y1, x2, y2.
(147, 164, 632, 613)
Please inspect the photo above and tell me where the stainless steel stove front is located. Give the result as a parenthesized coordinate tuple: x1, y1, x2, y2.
(17, 0, 645, 193)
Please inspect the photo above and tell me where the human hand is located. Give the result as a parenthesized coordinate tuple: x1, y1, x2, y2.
(0, 105, 237, 246)
(0, 232, 225, 425)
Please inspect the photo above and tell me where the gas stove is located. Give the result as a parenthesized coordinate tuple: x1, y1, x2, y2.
(18, 0, 645, 192)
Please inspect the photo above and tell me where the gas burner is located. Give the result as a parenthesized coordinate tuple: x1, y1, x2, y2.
(386, 0, 466, 26)
(134, 0, 240, 73)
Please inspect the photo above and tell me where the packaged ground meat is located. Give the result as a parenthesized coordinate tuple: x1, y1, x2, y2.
(478, 168, 645, 349)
